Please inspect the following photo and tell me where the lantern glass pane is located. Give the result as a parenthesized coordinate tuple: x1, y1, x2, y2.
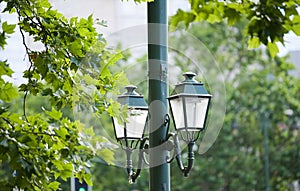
(113, 117, 125, 139)
(113, 109, 147, 140)
(185, 97, 209, 130)
(169, 97, 185, 130)
(126, 109, 148, 139)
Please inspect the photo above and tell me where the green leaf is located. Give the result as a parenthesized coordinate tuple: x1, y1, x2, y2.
(44, 107, 63, 120)
(292, 15, 300, 35)
(0, 33, 6, 49)
(224, 8, 241, 26)
(107, 52, 123, 66)
(190, 0, 201, 11)
(207, 14, 222, 23)
(84, 173, 93, 186)
(53, 160, 64, 171)
(0, 82, 18, 102)
(78, 27, 90, 37)
(52, 139, 65, 150)
(60, 169, 73, 181)
(267, 42, 279, 58)
(170, 9, 195, 30)
(60, 162, 74, 181)
(248, 36, 261, 49)
(34, 55, 48, 78)
(2, 21, 16, 34)
(40, 0, 51, 9)
(48, 181, 60, 190)
(9, 7, 16, 14)
(69, 40, 83, 57)
(55, 127, 69, 139)
(0, 60, 13, 77)
(83, 74, 98, 85)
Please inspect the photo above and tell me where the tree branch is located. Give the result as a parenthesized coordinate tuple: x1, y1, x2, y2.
(15, 7, 35, 122)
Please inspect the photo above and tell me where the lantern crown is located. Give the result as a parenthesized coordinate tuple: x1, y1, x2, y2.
(117, 85, 148, 108)
(169, 72, 210, 97)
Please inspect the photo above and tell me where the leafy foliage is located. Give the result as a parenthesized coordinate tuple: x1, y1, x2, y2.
(0, 0, 129, 190)
(170, 0, 300, 57)
(168, 20, 300, 191)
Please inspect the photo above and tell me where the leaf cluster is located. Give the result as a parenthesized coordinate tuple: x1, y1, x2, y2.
(0, 111, 94, 190)
(170, 0, 300, 57)
(0, 0, 129, 190)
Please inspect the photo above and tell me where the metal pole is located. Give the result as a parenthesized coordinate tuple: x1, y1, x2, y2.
(147, 1, 170, 191)
(71, 177, 75, 191)
(263, 115, 270, 191)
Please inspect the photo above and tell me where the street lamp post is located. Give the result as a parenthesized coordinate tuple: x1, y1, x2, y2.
(147, 1, 169, 191)
(111, 1, 212, 191)
(262, 114, 270, 191)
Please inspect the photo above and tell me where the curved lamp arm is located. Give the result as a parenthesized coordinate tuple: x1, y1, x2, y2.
(180, 141, 195, 177)
(126, 137, 148, 183)
(167, 133, 195, 177)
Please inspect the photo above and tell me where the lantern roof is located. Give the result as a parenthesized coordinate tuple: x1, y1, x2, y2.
(169, 72, 211, 97)
(117, 85, 148, 108)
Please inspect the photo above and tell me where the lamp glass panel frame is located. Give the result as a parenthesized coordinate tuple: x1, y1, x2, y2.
(113, 108, 148, 140)
(169, 94, 211, 132)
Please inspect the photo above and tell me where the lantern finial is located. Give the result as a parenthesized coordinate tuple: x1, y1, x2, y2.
(124, 85, 138, 95)
(183, 72, 197, 83)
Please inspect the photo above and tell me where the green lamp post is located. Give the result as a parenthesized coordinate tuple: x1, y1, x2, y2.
(147, 0, 169, 189)
(112, 1, 212, 191)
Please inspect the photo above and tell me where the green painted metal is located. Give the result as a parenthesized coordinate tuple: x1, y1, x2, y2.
(168, 72, 211, 96)
(263, 115, 270, 191)
(147, 1, 170, 191)
(117, 85, 148, 108)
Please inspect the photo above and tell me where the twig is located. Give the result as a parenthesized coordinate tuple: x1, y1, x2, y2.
(15, 6, 35, 122)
